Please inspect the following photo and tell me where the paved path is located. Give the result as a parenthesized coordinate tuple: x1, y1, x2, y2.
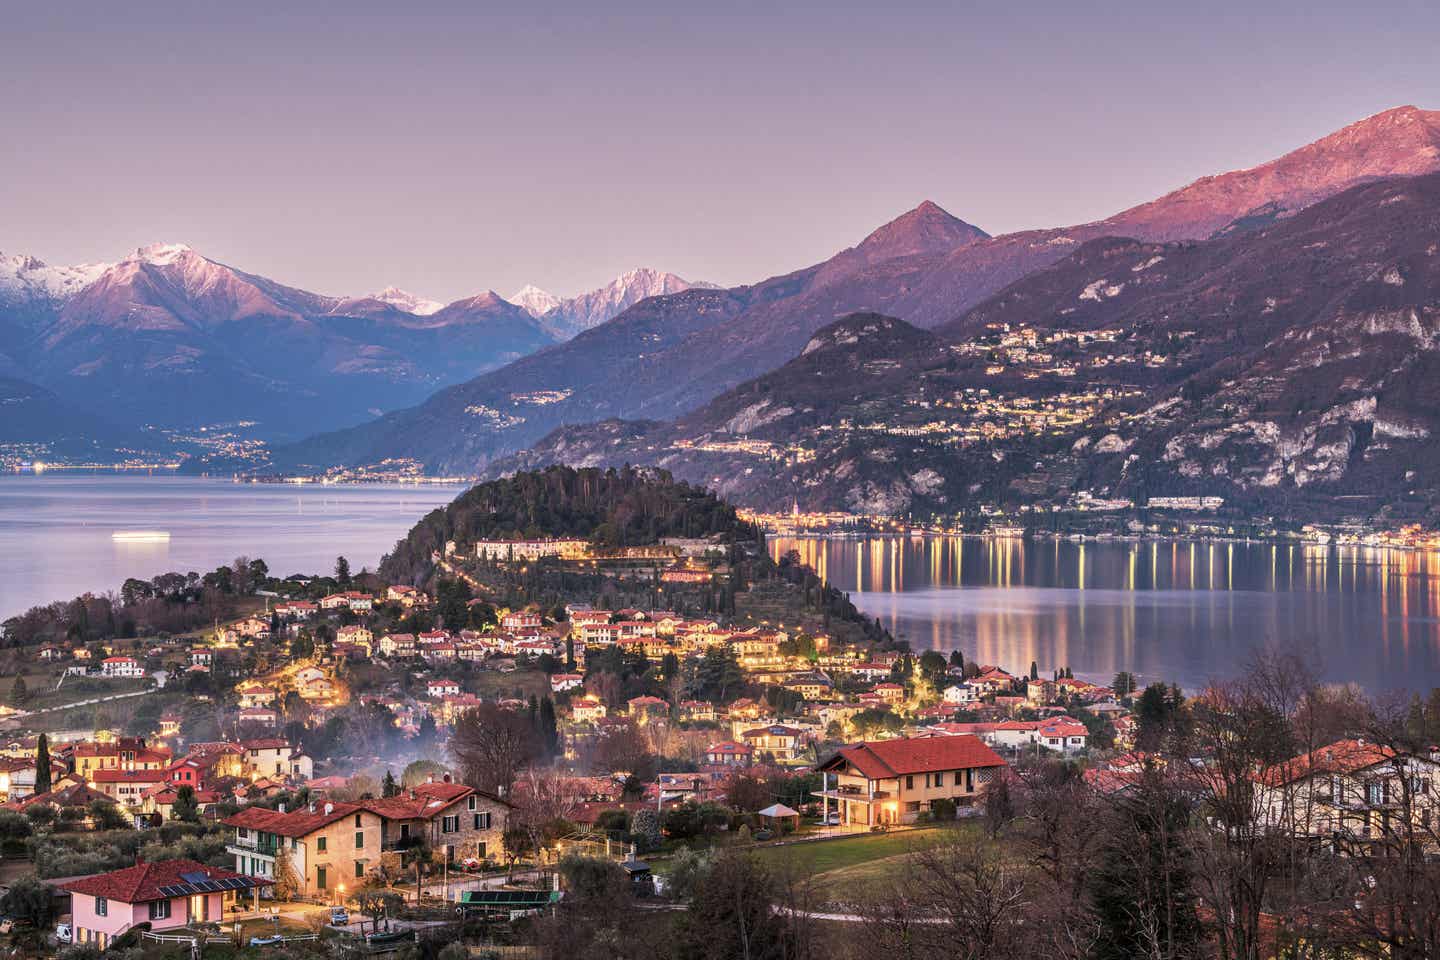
(13, 686, 154, 717)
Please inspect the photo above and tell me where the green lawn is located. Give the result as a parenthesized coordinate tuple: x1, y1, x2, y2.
(749, 826, 948, 878)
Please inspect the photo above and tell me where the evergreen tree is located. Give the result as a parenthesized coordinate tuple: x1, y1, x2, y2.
(33, 735, 50, 795)
(1029, 660, 1039, 681)
(538, 697, 559, 756)
(948, 649, 966, 673)
(8, 676, 27, 707)
(335, 556, 351, 587)
(382, 770, 399, 798)
(171, 785, 200, 822)
(1089, 775, 1201, 960)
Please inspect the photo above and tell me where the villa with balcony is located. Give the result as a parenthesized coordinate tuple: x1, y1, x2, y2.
(814, 734, 1007, 826)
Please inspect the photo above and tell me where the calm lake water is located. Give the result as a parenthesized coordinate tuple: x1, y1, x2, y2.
(0, 474, 460, 618)
(768, 535, 1440, 695)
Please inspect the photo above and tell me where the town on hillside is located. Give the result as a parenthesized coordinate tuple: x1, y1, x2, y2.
(0, 468, 1435, 959)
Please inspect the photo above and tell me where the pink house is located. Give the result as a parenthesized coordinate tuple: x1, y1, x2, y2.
(61, 859, 270, 949)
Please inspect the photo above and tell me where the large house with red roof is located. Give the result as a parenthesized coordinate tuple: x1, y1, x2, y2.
(815, 735, 1007, 826)
(224, 782, 509, 894)
(61, 859, 271, 949)
(1254, 739, 1440, 840)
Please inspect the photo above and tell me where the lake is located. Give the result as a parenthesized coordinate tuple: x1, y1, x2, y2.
(0, 474, 461, 618)
(768, 535, 1440, 695)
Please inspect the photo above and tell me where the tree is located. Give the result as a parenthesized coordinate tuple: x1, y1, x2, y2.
(33, 734, 51, 795)
(0, 876, 55, 928)
(1089, 770, 1201, 960)
(171, 784, 200, 822)
(1030, 660, 1040, 682)
(272, 842, 301, 901)
(8, 675, 28, 707)
(382, 770, 399, 797)
(1111, 671, 1138, 698)
(674, 851, 808, 960)
(725, 774, 772, 813)
(629, 808, 661, 853)
(451, 703, 540, 795)
(335, 556, 351, 587)
(401, 759, 447, 787)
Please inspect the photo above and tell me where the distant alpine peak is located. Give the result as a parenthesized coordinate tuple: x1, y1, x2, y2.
(0, 250, 112, 303)
(507, 284, 562, 318)
(128, 242, 195, 265)
(370, 285, 444, 316)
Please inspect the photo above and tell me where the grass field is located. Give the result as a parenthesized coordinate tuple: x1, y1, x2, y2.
(750, 827, 948, 879)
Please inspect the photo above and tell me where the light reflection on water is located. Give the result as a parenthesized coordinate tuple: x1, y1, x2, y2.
(0, 475, 460, 618)
(770, 536, 1440, 694)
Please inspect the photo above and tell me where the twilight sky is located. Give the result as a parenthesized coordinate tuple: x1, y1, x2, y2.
(4, 0, 1439, 303)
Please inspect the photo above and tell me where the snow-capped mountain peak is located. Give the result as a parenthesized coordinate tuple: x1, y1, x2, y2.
(370, 285, 444, 316)
(507, 284, 562, 318)
(0, 250, 112, 304)
(127, 242, 195, 266)
(505, 268, 712, 339)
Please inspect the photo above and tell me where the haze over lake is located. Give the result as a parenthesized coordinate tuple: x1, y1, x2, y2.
(0, 475, 459, 618)
(769, 535, 1440, 695)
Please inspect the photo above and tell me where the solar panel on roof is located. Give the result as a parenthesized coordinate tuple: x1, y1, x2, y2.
(180, 871, 210, 884)
(158, 885, 185, 898)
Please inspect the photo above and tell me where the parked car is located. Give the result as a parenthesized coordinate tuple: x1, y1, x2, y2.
(54, 921, 72, 943)
(329, 907, 350, 927)
(823, 812, 841, 826)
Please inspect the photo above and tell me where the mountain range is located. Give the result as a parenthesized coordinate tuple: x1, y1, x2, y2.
(260, 105, 1440, 489)
(509, 268, 713, 340)
(492, 169, 1440, 521)
(0, 246, 703, 448)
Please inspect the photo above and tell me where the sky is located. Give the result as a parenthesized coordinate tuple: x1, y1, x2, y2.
(4, 0, 1440, 303)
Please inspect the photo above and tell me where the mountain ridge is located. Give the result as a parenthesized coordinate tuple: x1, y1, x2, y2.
(266, 105, 1440, 477)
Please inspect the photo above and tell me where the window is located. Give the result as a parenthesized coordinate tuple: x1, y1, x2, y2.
(468, 796, 477, 811)
(1367, 782, 1383, 806)
(905, 775, 914, 790)
(355, 831, 364, 849)
(317, 836, 328, 852)
(355, 860, 364, 878)
(474, 812, 491, 831)
(442, 815, 459, 834)
(354, 814, 363, 827)
(95, 898, 108, 917)
(317, 867, 327, 891)
(476, 842, 486, 859)
(149, 900, 171, 921)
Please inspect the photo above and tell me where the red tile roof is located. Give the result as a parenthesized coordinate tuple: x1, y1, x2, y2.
(91, 769, 168, 784)
(819, 735, 1006, 778)
(223, 801, 362, 837)
(1259, 739, 1401, 787)
(61, 858, 269, 904)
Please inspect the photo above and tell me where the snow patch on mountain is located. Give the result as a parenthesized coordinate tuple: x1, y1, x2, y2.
(507, 285, 562, 319)
(0, 251, 112, 304)
(371, 286, 444, 315)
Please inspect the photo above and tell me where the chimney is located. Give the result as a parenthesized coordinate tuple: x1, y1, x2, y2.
(427, 774, 435, 784)
(442, 773, 452, 784)
(308, 802, 317, 813)
(278, 802, 287, 814)
(324, 802, 334, 815)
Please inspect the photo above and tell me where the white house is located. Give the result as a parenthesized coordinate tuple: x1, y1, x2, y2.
(101, 657, 146, 679)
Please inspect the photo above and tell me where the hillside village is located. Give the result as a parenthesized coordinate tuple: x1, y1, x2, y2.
(0, 469, 1437, 959)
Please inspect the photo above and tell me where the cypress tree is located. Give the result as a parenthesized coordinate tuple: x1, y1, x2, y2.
(34, 734, 51, 795)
